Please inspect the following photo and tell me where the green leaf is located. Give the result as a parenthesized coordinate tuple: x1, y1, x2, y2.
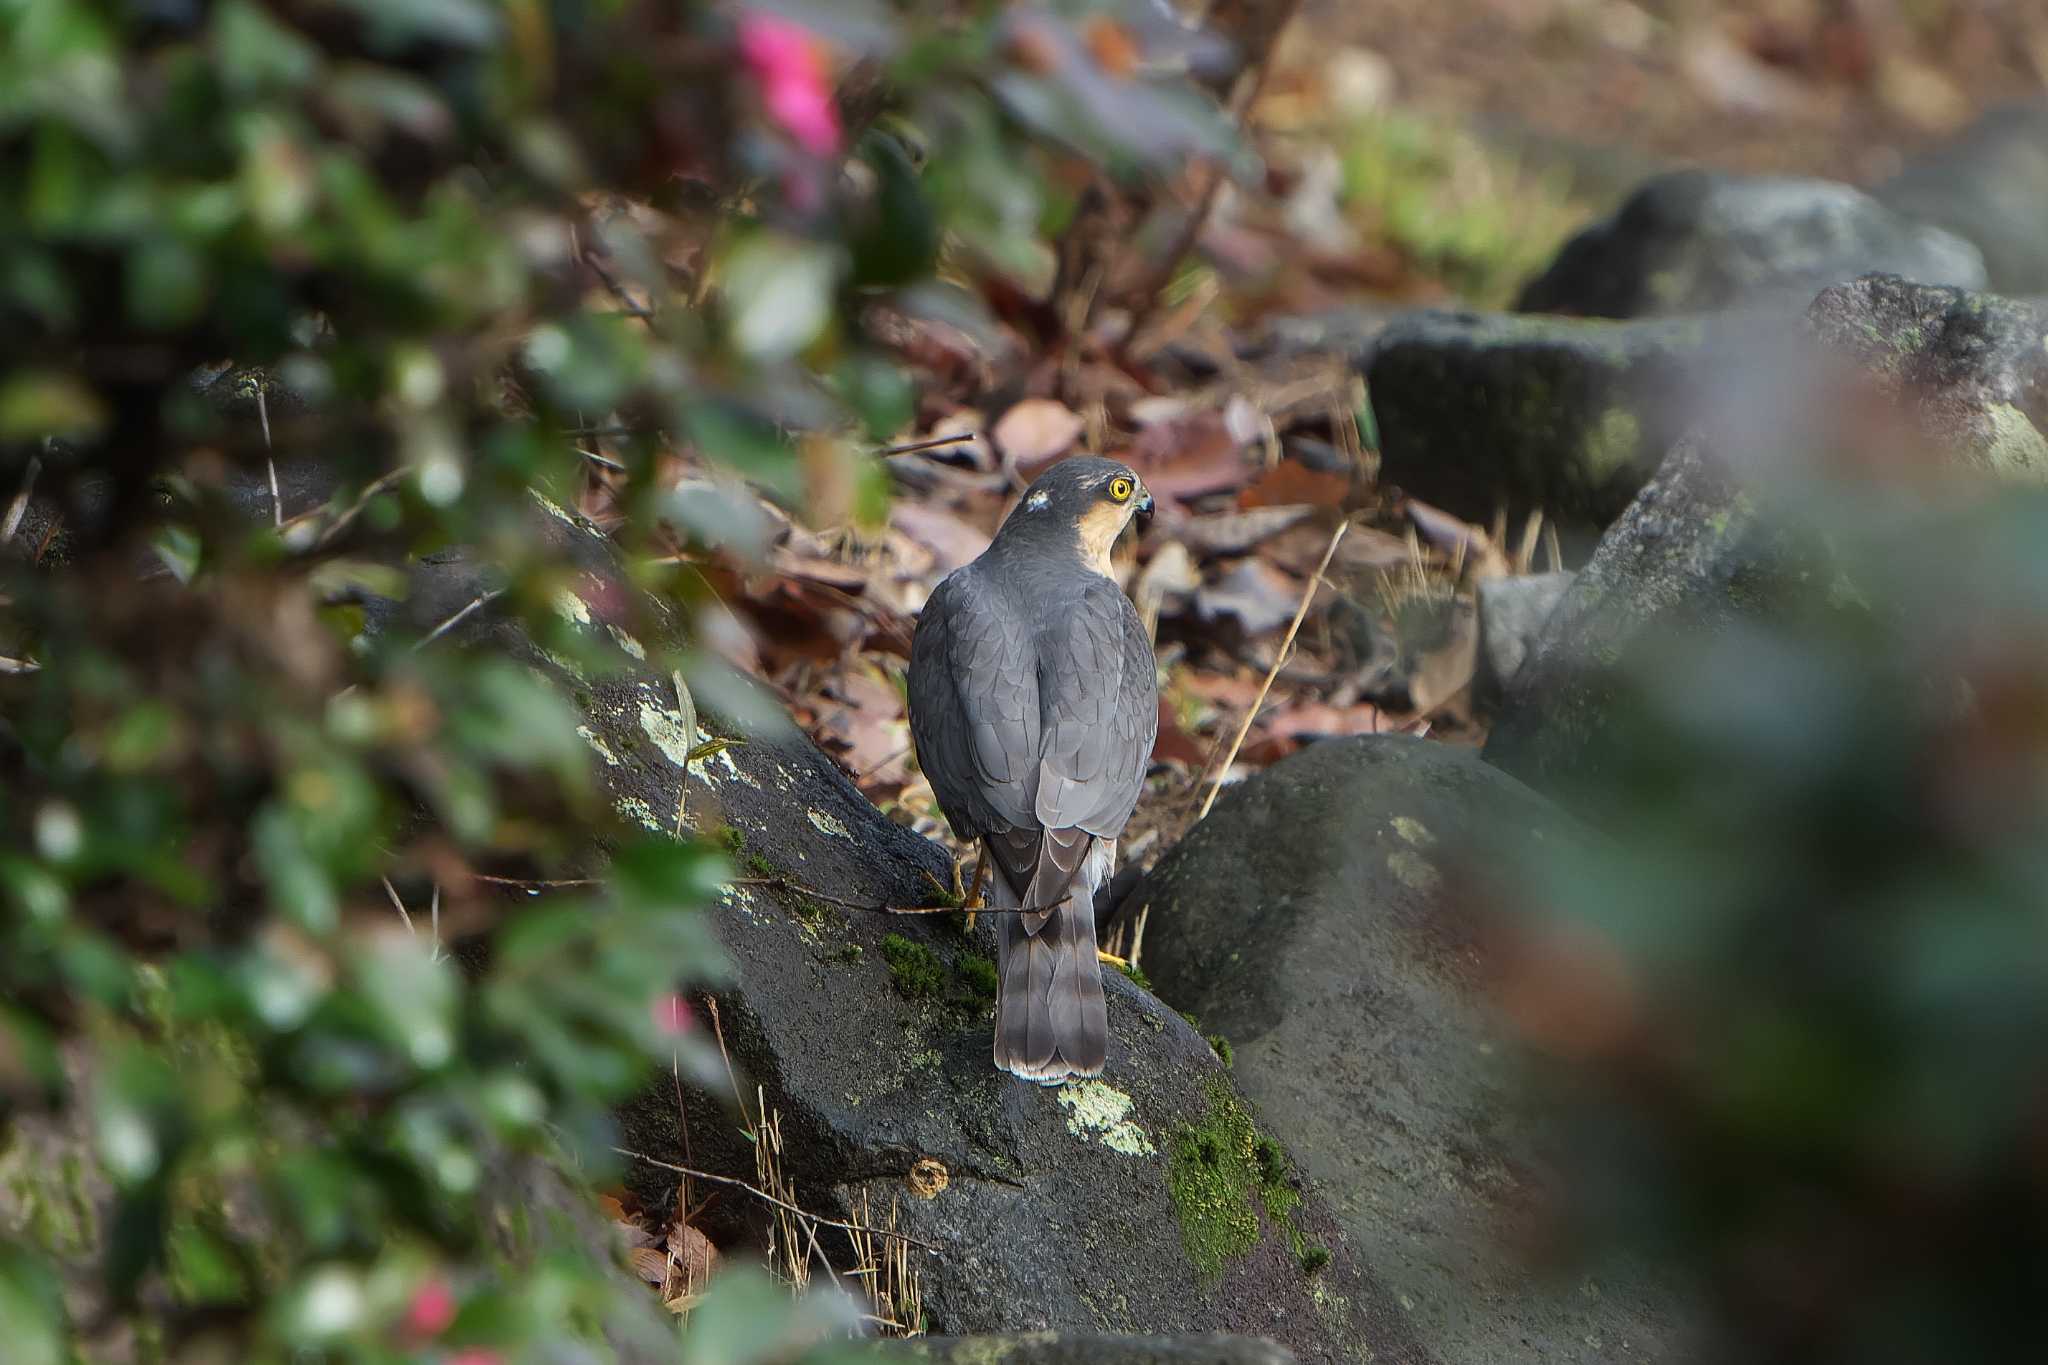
(127, 238, 209, 329)
(254, 805, 339, 934)
(721, 232, 844, 362)
(215, 0, 322, 93)
(0, 370, 106, 441)
(0, 1242, 69, 1365)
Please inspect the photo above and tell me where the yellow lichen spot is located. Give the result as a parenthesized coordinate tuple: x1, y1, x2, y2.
(614, 796, 664, 833)
(638, 702, 696, 768)
(807, 809, 852, 841)
(695, 725, 759, 788)
(1390, 816, 1435, 848)
(1057, 1080, 1157, 1157)
(552, 588, 591, 626)
(577, 725, 621, 766)
(906, 1156, 949, 1200)
(1387, 849, 1440, 894)
(528, 488, 579, 525)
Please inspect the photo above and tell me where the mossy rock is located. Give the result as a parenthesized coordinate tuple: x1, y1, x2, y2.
(610, 706, 1425, 1363)
(862, 1334, 1299, 1363)
(1487, 275, 2048, 794)
(1358, 308, 1741, 532)
(1134, 736, 1691, 1365)
(1517, 169, 1984, 319)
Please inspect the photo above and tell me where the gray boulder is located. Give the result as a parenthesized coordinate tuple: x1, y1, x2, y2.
(1131, 736, 1690, 1365)
(869, 1334, 1296, 1363)
(1875, 104, 2048, 297)
(390, 477, 1425, 1363)
(1359, 309, 1739, 529)
(1474, 571, 1576, 713)
(1516, 169, 1985, 318)
(1486, 275, 2048, 793)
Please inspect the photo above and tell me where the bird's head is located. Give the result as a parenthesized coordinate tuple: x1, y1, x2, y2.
(1000, 456, 1153, 575)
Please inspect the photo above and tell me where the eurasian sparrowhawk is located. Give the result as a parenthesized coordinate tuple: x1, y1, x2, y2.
(907, 456, 1159, 1083)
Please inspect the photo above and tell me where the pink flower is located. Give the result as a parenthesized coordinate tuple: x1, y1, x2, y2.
(737, 13, 842, 158)
(403, 1277, 456, 1339)
(652, 992, 694, 1037)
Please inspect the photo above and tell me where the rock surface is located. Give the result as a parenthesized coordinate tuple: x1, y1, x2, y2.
(1473, 570, 1576, 713)
(608, 721, 1419, 1362)
(1486, 275, 2048, 793)
(1875, 104, 2048, 298)
(383, 475, 1425, 1363)
(1515, 169, 1985, 318)
(1359, 309, 1736, 528)
(868, 1334, 1297, 1363)
(1131, 736, 1686, 1365)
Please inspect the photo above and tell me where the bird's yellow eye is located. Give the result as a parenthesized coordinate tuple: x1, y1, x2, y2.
(1108, 477, 1134, 502)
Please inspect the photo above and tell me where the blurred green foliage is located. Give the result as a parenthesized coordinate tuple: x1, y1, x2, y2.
(0, 0, 1234, 1358)
(1502, 476, 2048, 1363)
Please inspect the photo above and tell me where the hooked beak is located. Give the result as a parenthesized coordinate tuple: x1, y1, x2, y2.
(1133, 490, 1154, 536)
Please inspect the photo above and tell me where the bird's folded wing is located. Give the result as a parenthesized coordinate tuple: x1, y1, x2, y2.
(907, 569, 1040, 838)
(1032, 577, 1158, 838)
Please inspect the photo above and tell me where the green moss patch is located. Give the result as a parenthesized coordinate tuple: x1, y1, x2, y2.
(880, 933, 997, 1013)
(1166, 1078, 1307, 1283)
(881, 933, 946, 1000)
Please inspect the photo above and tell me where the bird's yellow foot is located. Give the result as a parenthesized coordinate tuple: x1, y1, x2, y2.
(962, 850, 988, 932)
(1096, 950, 1130, 968)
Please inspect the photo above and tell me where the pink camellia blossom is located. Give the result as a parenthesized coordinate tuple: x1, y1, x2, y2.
(403, 1277, 456, 1339)
(652, 992, 694, 1037)
(737, 13, 842, 158)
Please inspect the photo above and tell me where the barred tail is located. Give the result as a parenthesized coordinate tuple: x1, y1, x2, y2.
(991, 839, 1109, 1084)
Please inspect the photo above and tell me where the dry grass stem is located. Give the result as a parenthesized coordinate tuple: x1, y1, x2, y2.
(612, 1148, 941, 1254)
(2, 455, 41, 545)
(1194, 517, 1350, 824)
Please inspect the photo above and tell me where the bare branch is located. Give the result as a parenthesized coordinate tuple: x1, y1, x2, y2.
(612, 1147, 942, 1254)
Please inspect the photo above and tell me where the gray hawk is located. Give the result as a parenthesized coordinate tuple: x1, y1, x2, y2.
(907, 456, 1159, 1083)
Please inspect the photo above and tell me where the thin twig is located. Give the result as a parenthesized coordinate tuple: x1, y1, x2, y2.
(1122, 0, 1305, 349)
(471, 873, 603, 889)
(414, 590, 503, 650)
(577, 447, 628, 473)
(728, 875, 1057, 917)
(307, 469, 406, 550)
(258, 389, 281, 527)
(612, 1148, 942, 1254)
(586, 252, 657, 327)
(1194, 517, 1349, 824)
(2, 455, 41, 545)
(877, 432, 974, 457)
(381, 876, 417, 935)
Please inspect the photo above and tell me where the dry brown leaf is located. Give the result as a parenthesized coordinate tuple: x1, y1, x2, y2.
(1403, 498, 1509, 579)
(1152, 697, 1209, 766)
(666, 1222, 719, 1290)
(1240, 457, 1350, 509)
(992, 397, 1085, 469)
(1176, 504, 1318, 559)
(1193, 558, 1305, 637)
(891, 500, 992, 578)
(628, 1246, 671, 1286)
(1123, 410, 1248, 501)
(1260, 699, 1385, 741)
